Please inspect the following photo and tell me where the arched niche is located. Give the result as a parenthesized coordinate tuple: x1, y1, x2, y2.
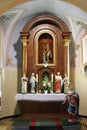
(35, 29, 55, 66)
(22, 14, 69, 32)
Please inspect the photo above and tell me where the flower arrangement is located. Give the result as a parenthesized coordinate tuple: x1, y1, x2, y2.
(40, 75, 53, 91)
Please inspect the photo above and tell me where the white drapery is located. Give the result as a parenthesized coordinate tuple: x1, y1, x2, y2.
(15, 93, 66, 102)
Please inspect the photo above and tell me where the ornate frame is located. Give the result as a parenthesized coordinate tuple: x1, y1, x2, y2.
(34, 29, 56, 66)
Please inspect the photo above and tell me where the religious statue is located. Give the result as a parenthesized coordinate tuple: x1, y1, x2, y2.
(43, 42, 52, 64)
(30, 73, 37, 93)
(21, 74, 28, 93)
(63, 74, 70, 93)
(62, 84, 79, 122)
(43, 50, 47, 64)
(54, 72, 62, 93)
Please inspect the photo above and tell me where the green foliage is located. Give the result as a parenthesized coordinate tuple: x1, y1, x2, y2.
(40, 76, 53, 90)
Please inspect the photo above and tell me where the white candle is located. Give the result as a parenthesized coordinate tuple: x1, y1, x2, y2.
(36, 74, 38, 82)
(51, 73, 53, 82)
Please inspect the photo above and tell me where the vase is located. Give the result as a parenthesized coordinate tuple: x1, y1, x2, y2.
(50, 90, 53, 94)
(44, 90, 48, 94)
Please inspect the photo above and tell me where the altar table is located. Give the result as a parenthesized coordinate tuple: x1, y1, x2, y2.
(15, 93, 66, 101)
(15, 93, 68, 118)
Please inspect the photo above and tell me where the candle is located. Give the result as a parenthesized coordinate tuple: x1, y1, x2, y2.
(51, 73, 53, 82)
(36, 74, 38, 94)
(36, 74, 38, 82)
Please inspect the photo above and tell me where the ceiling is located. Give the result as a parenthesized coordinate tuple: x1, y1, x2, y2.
(0, 0, 87, 45)
(0, 0, 87, 42)
(0, 0, 87, 15)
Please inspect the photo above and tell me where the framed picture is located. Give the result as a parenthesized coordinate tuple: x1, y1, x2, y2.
(34, 29, 56, 66)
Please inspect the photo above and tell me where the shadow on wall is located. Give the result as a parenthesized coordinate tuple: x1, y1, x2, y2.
(14, 36, 23, 93)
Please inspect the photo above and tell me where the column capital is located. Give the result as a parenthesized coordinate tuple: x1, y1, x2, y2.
(21, 39, 29, 46)
(20, 32, 29, 46)
(20, 32, 29, 38)
(62, 32, 71, 46)
(63, 39, 71, 46)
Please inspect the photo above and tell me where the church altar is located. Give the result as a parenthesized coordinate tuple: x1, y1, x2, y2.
(16, 93, 68, 118)
(18, 15, 71, 118)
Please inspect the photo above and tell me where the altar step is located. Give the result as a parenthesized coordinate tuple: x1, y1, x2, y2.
(20, 113, 68, 119)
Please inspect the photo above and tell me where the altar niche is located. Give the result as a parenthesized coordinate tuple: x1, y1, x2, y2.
(38, 33, 53, 64)
(35, 29, 56, 66)
(20, 14, 71, 94)
(38, 67, 54, 93)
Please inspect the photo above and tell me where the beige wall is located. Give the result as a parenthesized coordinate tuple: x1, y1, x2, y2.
(70, 68, 87, 116)
(0, 69, 20, 118)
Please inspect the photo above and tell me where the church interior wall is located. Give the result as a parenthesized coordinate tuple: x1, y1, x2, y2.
(0, 0, 87, 118)
(70, 67, 87, 116)
(0, 69, 20, 118)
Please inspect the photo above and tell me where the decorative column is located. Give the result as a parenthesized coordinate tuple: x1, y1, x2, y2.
(20, 32, 29, 76)
(35, 74, 38, 93)
(51, 73, 53, 92)
(62, 32, 71, 79)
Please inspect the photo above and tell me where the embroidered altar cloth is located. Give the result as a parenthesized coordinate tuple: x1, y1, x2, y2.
(15, 93, 66, 102)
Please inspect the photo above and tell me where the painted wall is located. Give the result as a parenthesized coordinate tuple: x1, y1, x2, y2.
(70, 68, 87, 116)
(0, 69, 20, 118)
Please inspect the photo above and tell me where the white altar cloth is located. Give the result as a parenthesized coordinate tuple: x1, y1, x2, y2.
(15, 93, 66, 102)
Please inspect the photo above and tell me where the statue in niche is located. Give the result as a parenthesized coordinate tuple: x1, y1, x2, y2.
(43, 42, 52, 64)
(21, 74, 28, 93)
(30, 73, 37, 93)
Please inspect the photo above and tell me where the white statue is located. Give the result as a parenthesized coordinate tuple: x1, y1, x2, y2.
(21, 74, 28, 93)
(43, 42, 52, 63)
(30, 73, 37, 93)
(63, 74, 69, 93)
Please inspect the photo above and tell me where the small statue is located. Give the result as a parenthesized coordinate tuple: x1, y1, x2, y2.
(30, 73, 37, 93)
(63, 74, 69, 93)
(21, 74, 28, 93)
(43, 42, 52, 64)
(54, 72, 62, 93)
